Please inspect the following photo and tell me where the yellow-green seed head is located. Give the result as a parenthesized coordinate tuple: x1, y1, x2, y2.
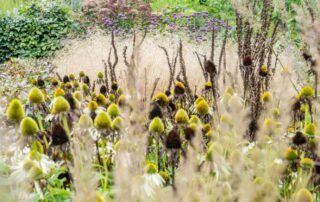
(97, 72, 104, 79)
(28, 87, 45, 104)
(153, 92, 169, 106)
(149, 117, 164, 133)
(205, 81, 212, 90)
(304, 123, 316, 137)
(117, 95, 126, 106)
(88, 101, 98, 111)
(285, 147, 298, 161)
(73, 81, 79, 88)
(300, 158, 314, 169)
(195, 97, 205, 105)
(52, 97, 70, 114)
(175, 109, 189, 124)
(260, 64, 268, 73)
(174, 82, 185, 94)
(54, 88, 65, 98)
(112, 116, 123, 131)
(107, 103, 120, 118)
(196, 100, 209, 115)
(78, 114, 93, 128)
(299, 86, 315, 98)
(96, 94, 107, 106)
(159, 171, 170, 183)
(189, 115, 202, 125)
(145, 163, 157, 174)
(202, 123, 211, 133)
(79, 71, 85, 77)
(69, 73, 75, 81)
(108, 93, 115, 102)
(20, 117, 38, 136)
(60, 82, 65, 89)
(7, 99, 25, 123)
(261, 91, 271, 103)
(28, 165, 44, 181)
(117, 88, 123, 95)
(292, 188, 313, 202)
(65, 82, 72, 89)
(82, 84, 89, 93)
(94, 111, 112, 130)
(73, 91, 83, 101)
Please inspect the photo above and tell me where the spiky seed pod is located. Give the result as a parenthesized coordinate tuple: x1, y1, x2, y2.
(145, 163, 157, 174)
(51, 79, 59, 87)
(261, 91, 271, 103)
(189, 115, 202, 125)
(37, 78, 45, 87)
(184, 123, 197, 141)
(108, 94, 115, 102)
(243, 55, 253, 66)
(63, 75, 70, 83)
(204, 60, 216, 74)
(51, 123, 69, 146)
(111, 82, 118, 91)
(87, 101, 98, 112)
(165, 129, 181, 149)
(52, 97, 70, 114)
(65, 82, 72, 90)
(97, 72, 104, 79)
(153, 92, 169, 106)
(202, 123, 211, 133)
(195, 97, 205, 105)
(20, 117, 38, 136)
(149, 117, 164, 133)
(196, 100, 209, 115)
(286, 147, 298, 161)
(7, 99, 24, 123)
(83, 76, 90, 85)
(259, 64, 268, 77)
(64, 93, 77, 110)
(100, 85, 107, 94)
(82, 84, 89, 93)
(299, 86, 315, 98)
(28, 165, 44, 181)
(149, 104, 163, 120)
(73, 91, 83, 102)
(304, 123, 316, 137)
(117, 95, 126, 106)
(78, 114, 93, 129)
(107, 103, 120, 118)
(293, 131, 307, 146)
(28, 87, 45, 104)
(205, 81, 212, 90)
(292, 188, 313, 202)
(175, 109, 189, 124)
(112, 116, 123, 131)
(54, 88, 65, 98)
(174, 82, 185, 95)
(79, 71, 85, 78)
(94, 111, 112, 130)
(96, 94, 107, 106)
(69, 74, 75, 81)
(73, 81, 79, 88)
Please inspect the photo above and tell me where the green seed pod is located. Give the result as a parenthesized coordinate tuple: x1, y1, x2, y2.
(196, 100, 209, 115)
(94, 111, 112, 130)
(149, 117, 164, 133)
(292, 188, 313, 202)
(69, 73, 75, 81)
(189, 115, 202, 125)
(285, 147, 298, 161)
(299, 86, 315, 98)
(112, 116, 123, 131)
(96, 94, 107, 106)
(261, 91, 271, 103)
(7, 99, 25, 123)
(304, 123, 316, 137)
(28, 87, 44, 104)
(97, 72, 104, 79)
(78, 114, 93, 128)
(108, 93, 115, 102)
(107, 103, 120, 118)
(87, 101, 98, 111)
(153, 92, 169, 106)
(52, 97, 70, 114)
(28, 165, 44, 181)
(20, 117, 38, 136)
(175, 109, 189, 124)
(73, 91, 83, 101)
(145, 163, 157, 174)
(54, 88, 65, 97)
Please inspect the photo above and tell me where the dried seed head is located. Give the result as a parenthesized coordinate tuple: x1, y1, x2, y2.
(111, 82, 118, 91)
(54, 88, 65, 98)
(175, 109, 189, 124)
(304, 123, 316, 137)
(165, 129, 181, 149)
(94, 111, 112, 130)
(149, 104, 163, 120)
(149, 117, 164, 133)
(20, 117, 38, 136)
(100, 85, 107, 94)
(51, 79, 59, 87)
(107, 103, 120, 118)
(292, 131, 307, 146)
(259, 65, 268, 77)
(292, 188, 313, 202)
(196, 100, 209, 115)
(7, 99, 25, 123)
(52, 97, 70, 114)
(174, 82, 185, 95)
(184, 123, 197, 141)
(96, 94, 107, 106)
(299, 86, 315, 98)
(28, 87, 45, 104)
(51, 123, 69, 145)
(243, 55, 253, 66)
(205, 81, 212, 90)
(204, 60, 216, 74)
(78, 114, 93, 128)
(285, 147, 298, 161)
(63, 75, 70, 83)
(64, 93, 77, 110)
(83, 76, 90, 85)
(153, 92, 169, 106)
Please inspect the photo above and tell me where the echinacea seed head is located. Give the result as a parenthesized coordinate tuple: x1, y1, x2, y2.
(83, 76, 90, 85)
(117, 88, 123, 95)
(175, 109, 189, 124)
(91, 92, 96, 99)
(52, 97, 70, 114)
(88, 101, 98, 111)
(304, 123, 316, 137)
(292, 188, 313, 202)
(189, 115, 202, 125)
(37, 78, 45, 87)
(204, 60, 216, 74)
(145, 163, 157, 174)
(196, 100, 209, 115)
(7, 99, 25, 123)
(63, 75, 70, 83)
(107, 103, 120, 118)
(299, 86, 315, 98)
(184, 124, 197, 141)
(65, 82, 72, 89)
(153, 92, 169, 106)
(97, 72, 104, 79)
(149, 104, 163, 120)
(117, 95, 126, 106)
(73, 91, 83, 101)
(51, 123, 69, 146)
(174, 82, 185, 95)
(96, 94, 107, 106)
(51, 79, 59, 87)
(108, 93, 115, 102)
(205, 81, 212, 90)
(73, 81, 79, 88)
(149, 117, 164, 133)
(165, 129, 181, 149)
(78, 114, 93, 128)
(69, 73, 75, 81)
(202, 123, 211, 133)
(261, 91, 271, 103)
(111, 82, 118, 91)
(82, 84, 89, 93)
(195, 97, 205, 105)
(259, 64, 268, 77)
(79, 71, 85, 77)
(20, 117, 38, 136)
(100, 85, 107, 94)
(54, 88, 65, 98)
(243, 55, 252, 66)
(285, 147, 298, 161)
(64, 93, 78, 110)
(28, 87, 45, 104)
(292, 131, 307, 146)
(94, 111, 112, 130)
(112, 116, 123, 131)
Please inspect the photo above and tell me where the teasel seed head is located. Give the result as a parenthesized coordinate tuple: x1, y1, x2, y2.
(145, 163, 157, 174)
(259, 64, 268, 77)
(96, 94, 107, 106)
(243, 55, 253, 66)
(100, 85, 107, 94)
(153, 92, 169, 106)
(111, 82, 118, 91)
(54, 88, 65, 98)
(292, 188, 313, 202)
(79, 71, 85, 78)
(28, 87, 45, 104)
(87, 100, 98, 112)
(63, 75, 70, 83)
(149, 103, 163, 120)
(204, 60, 216, 74)
(51, 123, 69, 146)
(175, 109, 189, 124)
(261, 91, 271, 103)
(304, 123, 316, 137)
(20, 117, 38, 136)
(292, 131, 307, 146)
(94, 111, 112, 130)
(149, 117, 164, 133)
(196, 100, 209, 115)
(299, 86, 315, 98)
(174, 81, 185, 95)
(78, 114, 93, 128)
(165, 128, 182, 149)
(285, 147, 298, 161)
(205, 81, 212, 90)
(112, 116, 123, 131)
(108, 93, 115, 102)
(52, 97, 70, 114)
(7, 99, 25, 123)
(117, 95, 126, 106)
(97, 72, 104, 79)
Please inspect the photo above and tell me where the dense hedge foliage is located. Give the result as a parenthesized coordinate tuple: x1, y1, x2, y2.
(0, 3, 84, 63)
